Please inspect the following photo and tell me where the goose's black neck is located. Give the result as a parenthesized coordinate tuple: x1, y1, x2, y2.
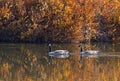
(80, 46, 83, 52)
(48, 44, 52, 52)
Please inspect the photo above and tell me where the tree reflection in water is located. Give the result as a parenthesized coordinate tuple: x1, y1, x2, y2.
(0, 43, 120, 81)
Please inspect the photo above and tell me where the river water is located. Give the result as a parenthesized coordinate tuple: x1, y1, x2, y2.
(0, 42, 120, 81)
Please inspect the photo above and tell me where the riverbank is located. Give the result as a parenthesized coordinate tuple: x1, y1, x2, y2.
(0, 39, 119, 44)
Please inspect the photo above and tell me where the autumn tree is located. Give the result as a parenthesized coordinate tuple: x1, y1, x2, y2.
(0, 0, 119, 43)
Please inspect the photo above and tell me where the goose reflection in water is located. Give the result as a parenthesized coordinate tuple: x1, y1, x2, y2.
(49, 50, 70, 58)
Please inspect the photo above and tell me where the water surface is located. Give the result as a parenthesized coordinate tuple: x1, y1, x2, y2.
(0, 43, 120, 81)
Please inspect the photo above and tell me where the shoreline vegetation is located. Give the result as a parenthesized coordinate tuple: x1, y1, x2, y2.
(0, 0, 120, 43)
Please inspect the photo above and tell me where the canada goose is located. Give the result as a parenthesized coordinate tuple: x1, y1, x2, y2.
(48, 44, 69, 58)
(79, 45, 99, 55)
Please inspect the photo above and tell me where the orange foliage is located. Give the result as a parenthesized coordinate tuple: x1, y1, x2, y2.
(0, 0, 120, 43)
